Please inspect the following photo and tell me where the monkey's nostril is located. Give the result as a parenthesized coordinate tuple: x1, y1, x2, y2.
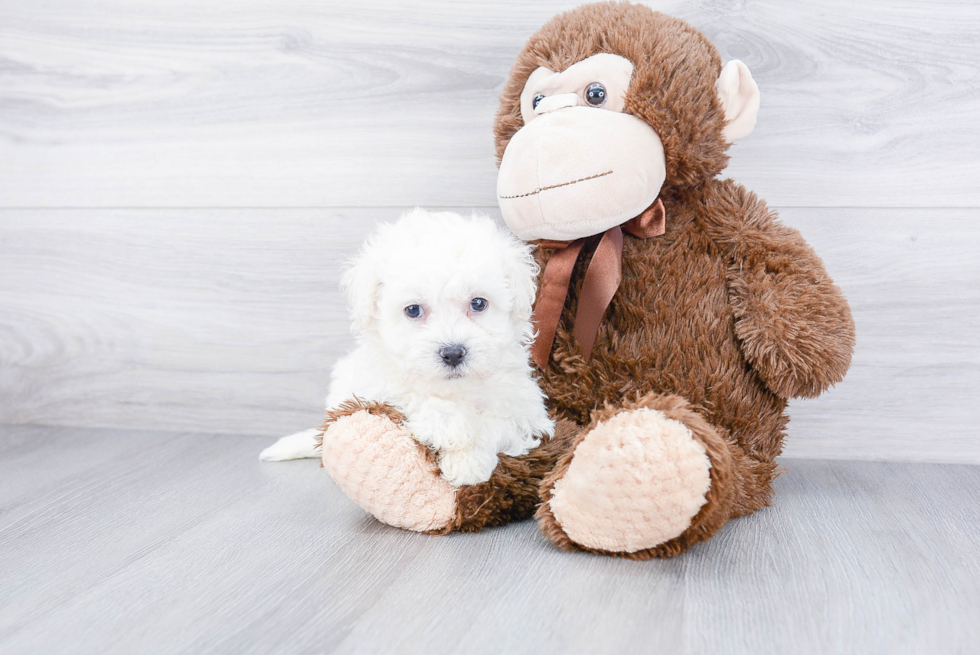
(438, 345, 466, 368)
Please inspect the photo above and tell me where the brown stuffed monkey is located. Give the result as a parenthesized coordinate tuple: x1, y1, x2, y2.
(319, 2, 855, 558)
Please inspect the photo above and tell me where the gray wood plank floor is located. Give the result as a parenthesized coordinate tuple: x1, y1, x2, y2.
(1, 424, 977, 654)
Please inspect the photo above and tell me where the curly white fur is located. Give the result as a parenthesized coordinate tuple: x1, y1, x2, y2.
(260, 208, 554, 486)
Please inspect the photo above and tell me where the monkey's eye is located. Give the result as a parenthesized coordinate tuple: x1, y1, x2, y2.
(470, 298, 489, 312)
(585, 82, 607, 107)
(532, 94, 545, 110)
(404, 304, 423, 319)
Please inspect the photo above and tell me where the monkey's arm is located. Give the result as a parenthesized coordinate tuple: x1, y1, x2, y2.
(700, 180, 855, 399)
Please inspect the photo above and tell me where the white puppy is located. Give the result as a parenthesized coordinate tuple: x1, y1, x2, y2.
(260, 208, 554, 486)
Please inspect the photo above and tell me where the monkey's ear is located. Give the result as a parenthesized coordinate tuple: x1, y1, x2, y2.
(715, 60, 761, 143)
(340, 247, 381, 334)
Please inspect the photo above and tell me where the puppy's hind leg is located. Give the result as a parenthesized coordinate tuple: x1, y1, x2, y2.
(259, 428, 322, 461)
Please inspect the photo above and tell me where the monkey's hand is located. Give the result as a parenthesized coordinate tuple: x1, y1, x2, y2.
(701, 180, 855, 399)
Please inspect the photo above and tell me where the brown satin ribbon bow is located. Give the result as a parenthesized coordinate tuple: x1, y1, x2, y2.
(530, 198, 667, 371)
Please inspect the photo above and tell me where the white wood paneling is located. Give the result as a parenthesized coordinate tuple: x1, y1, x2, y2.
(1, 0, 978, 208)
(1, 0, 978, 463)
(0, 207, 381, 436)
(1, 207, 977, 463)
(785, 208, 980, 462)
(1, 425, 977, 653)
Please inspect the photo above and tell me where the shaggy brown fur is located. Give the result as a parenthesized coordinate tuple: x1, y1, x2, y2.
(493, 2, 855, 557)
(319, 3, 853, 557)
(446, 419, 580, 534)
(536, 394, 777, 558)
(317, 399, 581, 535)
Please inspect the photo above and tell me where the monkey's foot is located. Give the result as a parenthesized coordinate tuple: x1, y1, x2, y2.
(537, 396, 737, 558)
(320, 402, 456, 533)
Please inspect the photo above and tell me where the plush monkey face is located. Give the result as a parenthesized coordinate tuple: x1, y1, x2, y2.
(497, 54, 667, 242)
(494, 4, 761, 242)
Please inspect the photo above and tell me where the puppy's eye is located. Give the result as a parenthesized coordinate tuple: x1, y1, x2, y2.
(585, 82, 606, 107)
(404, 304, 423, 319)
(532, 94, 545, 110)
(470, 298, 488, 312)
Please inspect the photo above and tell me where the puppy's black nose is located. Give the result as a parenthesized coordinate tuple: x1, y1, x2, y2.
(439, 344, 467, 368)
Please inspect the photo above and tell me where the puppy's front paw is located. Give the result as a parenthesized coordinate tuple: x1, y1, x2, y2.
(408, 398, 477, 452)
(437, 447, 498, 487)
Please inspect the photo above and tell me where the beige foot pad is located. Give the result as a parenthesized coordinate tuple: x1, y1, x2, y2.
(321, 410, 457, 532)
(549, 408, 711, 553)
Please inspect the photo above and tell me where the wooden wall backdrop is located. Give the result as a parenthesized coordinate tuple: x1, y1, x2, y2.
(1, 0, 978, 463)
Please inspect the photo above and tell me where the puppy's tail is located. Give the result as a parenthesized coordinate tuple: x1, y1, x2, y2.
(259, 428, 322, 461)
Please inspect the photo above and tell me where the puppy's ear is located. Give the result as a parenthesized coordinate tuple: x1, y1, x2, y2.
(340, 247, 381, 334)
(501, 234, 540, 323)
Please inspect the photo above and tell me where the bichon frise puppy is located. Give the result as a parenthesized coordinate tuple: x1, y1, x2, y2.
(260, 208, 554, 486)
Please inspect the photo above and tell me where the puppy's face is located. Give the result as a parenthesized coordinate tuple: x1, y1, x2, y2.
(343, 210, 538, 383)
(375, 261, 521, 381)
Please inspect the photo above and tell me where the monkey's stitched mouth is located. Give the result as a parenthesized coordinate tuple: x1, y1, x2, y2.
(498, 170, 613, 200)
